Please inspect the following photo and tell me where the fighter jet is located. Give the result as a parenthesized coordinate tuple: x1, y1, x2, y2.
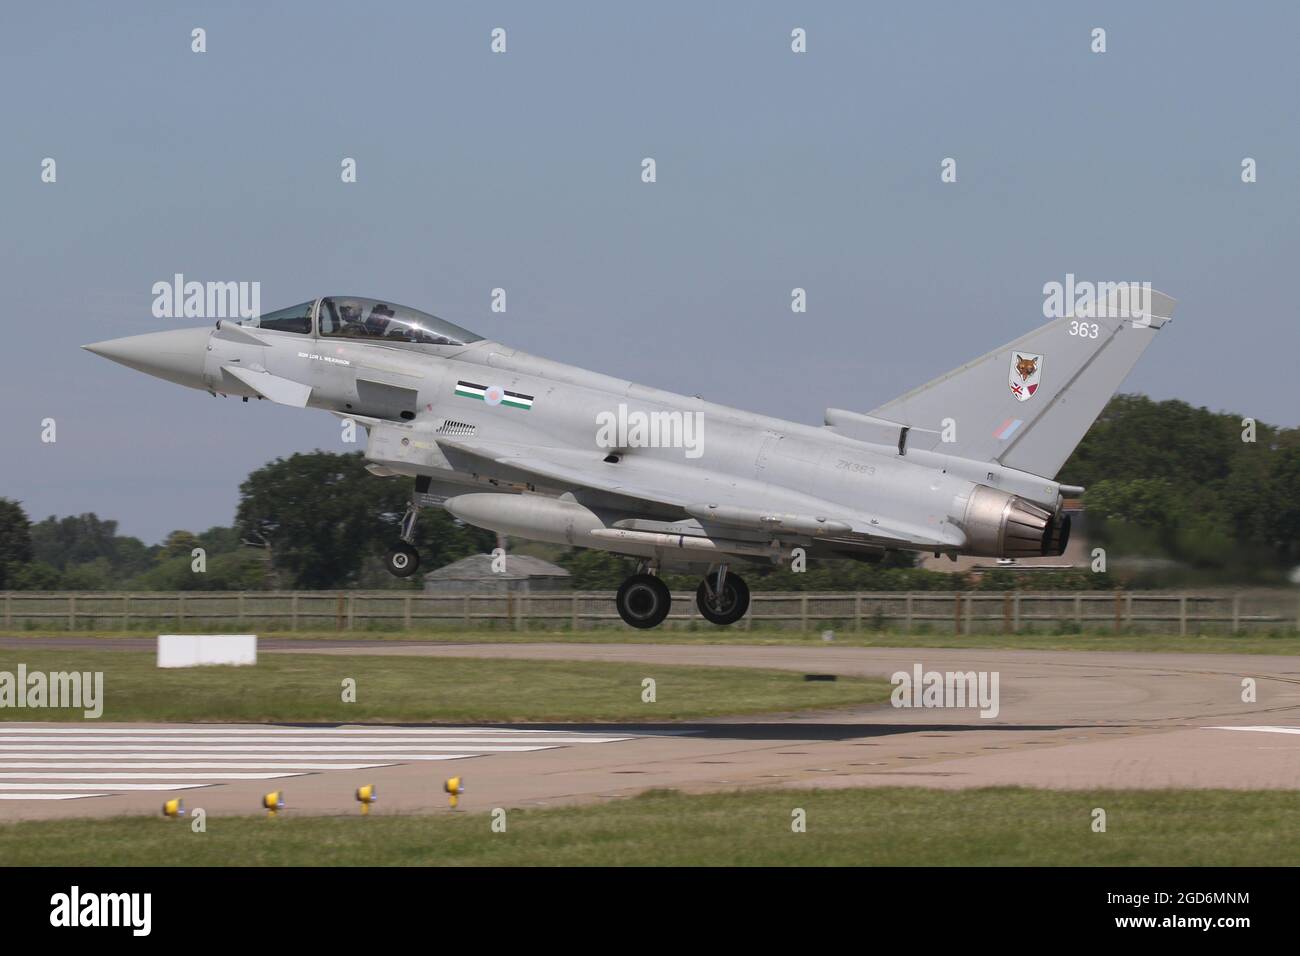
(84, 292, 1173, 628)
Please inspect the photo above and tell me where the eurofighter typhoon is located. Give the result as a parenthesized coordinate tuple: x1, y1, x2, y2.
(84, 292, 1173, 628)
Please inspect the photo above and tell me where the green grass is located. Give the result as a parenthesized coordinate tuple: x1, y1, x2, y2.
(6, 626, 1299, 654)
(2, 787, 1296, 866)
(0, 650, 888, 723)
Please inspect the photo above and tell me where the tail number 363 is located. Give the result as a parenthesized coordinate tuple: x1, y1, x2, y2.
(1069, 321, 1100, 338)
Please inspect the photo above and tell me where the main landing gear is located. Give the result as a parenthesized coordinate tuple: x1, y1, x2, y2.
(613, 562, 751, 629)
(385, 479, 428, 578)
(695, 564, 750, 626)
(615, 570, 672, 629)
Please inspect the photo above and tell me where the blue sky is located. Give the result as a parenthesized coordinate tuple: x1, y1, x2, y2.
(2, 1, 1297, 543)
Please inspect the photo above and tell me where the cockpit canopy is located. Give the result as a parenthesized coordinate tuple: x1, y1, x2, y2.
(318, 296, 482, 346)
(244, 297, 483, 347)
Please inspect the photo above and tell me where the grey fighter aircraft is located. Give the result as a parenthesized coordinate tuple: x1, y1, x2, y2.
(84, 292, 1174, 628)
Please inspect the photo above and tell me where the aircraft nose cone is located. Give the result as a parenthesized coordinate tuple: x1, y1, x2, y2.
(83, 327, 212, 390)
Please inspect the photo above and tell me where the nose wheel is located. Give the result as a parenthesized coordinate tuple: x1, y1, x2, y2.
(385, 486, 425, 578)
(695, 565, 750, 626)
(385, 542, 421, 577)
(615, 573, 672, 629)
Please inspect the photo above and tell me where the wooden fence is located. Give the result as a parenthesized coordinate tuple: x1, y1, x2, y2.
(1, 589, 1297, 634)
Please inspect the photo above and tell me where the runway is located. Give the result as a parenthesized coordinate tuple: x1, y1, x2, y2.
(1, 641, 1299, 820)
(0, 724, 640, 818)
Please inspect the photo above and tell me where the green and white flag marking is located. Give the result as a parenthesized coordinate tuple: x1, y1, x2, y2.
(454, 380, 534, 410)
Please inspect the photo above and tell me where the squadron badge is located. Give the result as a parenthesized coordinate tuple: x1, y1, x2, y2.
(1008, 352, 1042, 403)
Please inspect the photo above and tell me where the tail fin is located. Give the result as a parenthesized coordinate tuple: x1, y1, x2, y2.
(864, 290, 1175, 479)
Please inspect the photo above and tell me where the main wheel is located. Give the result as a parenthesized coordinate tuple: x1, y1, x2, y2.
(615, 573, 672, 629)
(695, 572, 750, 626)
(385, 542, 421, 578)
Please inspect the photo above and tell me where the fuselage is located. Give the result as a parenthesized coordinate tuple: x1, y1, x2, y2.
(207, 324, 1064, 560)
(85, 298, 1072, 565)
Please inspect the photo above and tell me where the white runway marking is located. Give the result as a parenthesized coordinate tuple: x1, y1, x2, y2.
(0, 727, 633, 737)
(0, 752, 479, 761)
(0, 762, 395, 770)
(0, 783, 209, 791)
(0, 735, 627, 745)
(0, 726, 633, 802)
(0, 738, 624, 749)
(0, 772, 303, 780)
(1205, 726, 1300, 736)
(0, 794, 105, 801)
(0, 744, 557, 753)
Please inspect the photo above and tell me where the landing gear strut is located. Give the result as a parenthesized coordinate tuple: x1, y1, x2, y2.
(385, 478, 430, 578)
(695, 564, 750, 626)
(615, 571, 672, 629)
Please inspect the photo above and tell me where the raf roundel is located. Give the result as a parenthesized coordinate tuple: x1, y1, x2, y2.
(454, 379, 535, 410)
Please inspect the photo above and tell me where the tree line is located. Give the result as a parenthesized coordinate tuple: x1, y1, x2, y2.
(0, 453, 494, 592)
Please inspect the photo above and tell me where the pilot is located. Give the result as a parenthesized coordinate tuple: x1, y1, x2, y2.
(337, 302, 365, 337)
(365, 303, 396, 337)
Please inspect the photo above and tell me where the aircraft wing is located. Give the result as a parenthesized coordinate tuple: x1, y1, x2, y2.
(433, 436, 959, 550)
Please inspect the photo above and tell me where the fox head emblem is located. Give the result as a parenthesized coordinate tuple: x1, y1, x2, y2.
(1015, 354, 1038, 381)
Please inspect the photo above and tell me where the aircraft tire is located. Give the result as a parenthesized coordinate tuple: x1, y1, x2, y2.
(695, 572, 750, 626)
(615, 573, 672, 629)
(385, 543, 421, 578)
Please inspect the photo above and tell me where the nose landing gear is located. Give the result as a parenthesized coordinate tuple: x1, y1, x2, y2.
(384, 479, 429, 578)
(385, 540, 420, 577)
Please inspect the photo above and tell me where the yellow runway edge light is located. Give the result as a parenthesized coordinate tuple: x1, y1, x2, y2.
(444, 776, 465, 809)
(356, 784, 377, 815)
